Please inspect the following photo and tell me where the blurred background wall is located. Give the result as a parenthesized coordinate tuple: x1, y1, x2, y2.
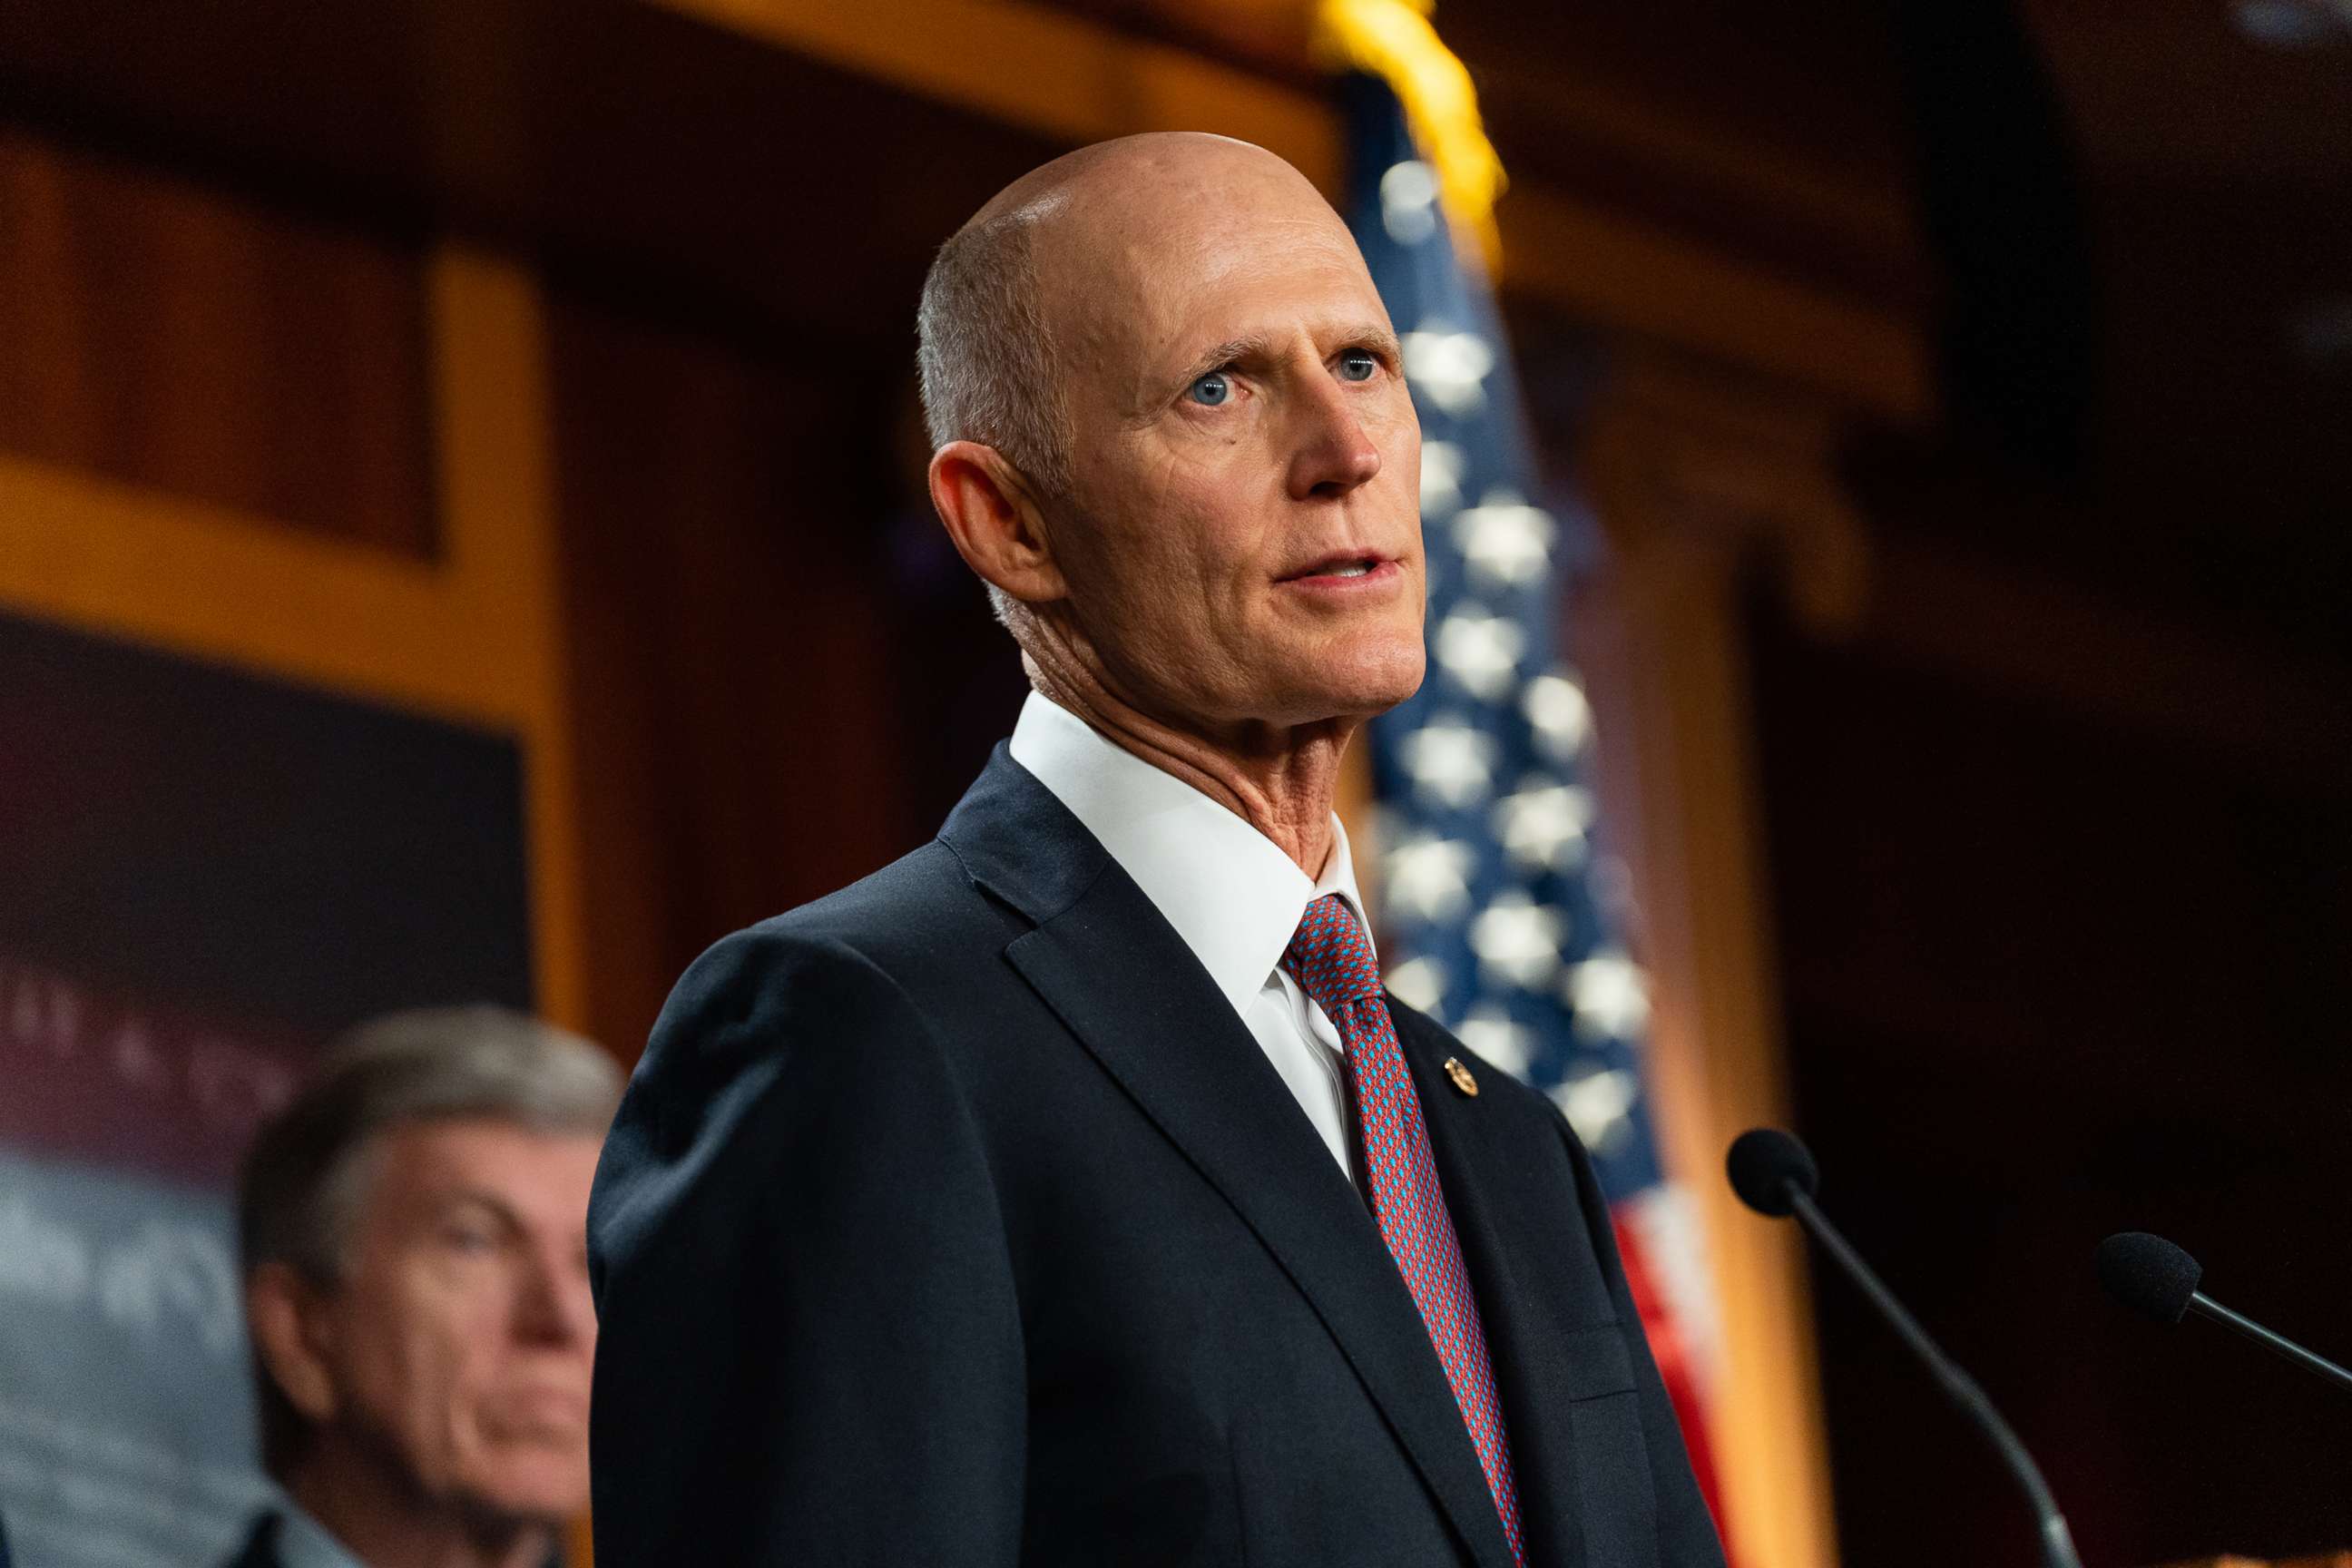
(1, 1, 2347, 1565)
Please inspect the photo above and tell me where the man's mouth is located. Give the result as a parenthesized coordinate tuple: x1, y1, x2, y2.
(1282, 554, 1390, 583)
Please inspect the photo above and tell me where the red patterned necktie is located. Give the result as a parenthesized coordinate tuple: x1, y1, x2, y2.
(1283, 893, 1527, 1565)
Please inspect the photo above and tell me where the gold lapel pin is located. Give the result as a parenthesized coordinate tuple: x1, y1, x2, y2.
(1442, 1056, 1478, 1097)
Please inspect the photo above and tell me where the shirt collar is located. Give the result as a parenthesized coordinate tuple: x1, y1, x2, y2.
(268, 1496, 368, 1568)
(1008, 691, 1372, 1017)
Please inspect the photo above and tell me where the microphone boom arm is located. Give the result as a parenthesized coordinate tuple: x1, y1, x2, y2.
(2190, 1292, 2352, 1396)
(1785, 1185, 2086, 1568)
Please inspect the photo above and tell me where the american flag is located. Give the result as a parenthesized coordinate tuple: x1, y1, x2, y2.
(1341, 73, 1734, 1535)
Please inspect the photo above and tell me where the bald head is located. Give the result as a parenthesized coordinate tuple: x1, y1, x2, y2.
(916, 135, 1349, 508)
(963, 132, 1318, 233)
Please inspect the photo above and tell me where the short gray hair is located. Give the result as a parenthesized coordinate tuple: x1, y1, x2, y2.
(237, 1004, 622, 1474)
(916, 207, 1073, 627)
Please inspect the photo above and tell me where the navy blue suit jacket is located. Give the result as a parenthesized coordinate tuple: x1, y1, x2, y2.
(587, 747, 1724, 1566)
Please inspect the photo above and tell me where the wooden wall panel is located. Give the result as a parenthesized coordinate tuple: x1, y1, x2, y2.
(549, 295, 909, 1060)
(0, 126, 436, 557)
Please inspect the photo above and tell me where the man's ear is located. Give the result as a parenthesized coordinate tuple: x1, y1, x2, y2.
(247, 1263, 341, 1426)
(927, 441, 1071, 606)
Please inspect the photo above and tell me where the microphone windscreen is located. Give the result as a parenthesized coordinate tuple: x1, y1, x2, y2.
(1727, 1128, 1819, 1217)
(2095, 1231, 2202, 1325)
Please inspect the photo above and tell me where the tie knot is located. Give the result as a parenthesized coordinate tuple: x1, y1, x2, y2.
(1282, 893, 1383, 1012)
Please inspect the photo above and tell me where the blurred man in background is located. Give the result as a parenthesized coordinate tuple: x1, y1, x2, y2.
(225, 1007, 619, 1568)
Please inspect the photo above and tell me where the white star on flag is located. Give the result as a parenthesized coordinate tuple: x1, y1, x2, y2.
(1402, 328, 1494, 415)
(1435, 609, 1524, 701)
(1563, 951, 1651, 1041)
(1420, 440, 1466, 518)
(1379, 160, 1441, 246)
(1468, 891, 1569, 988)
(1523, 671, 1593, 761)
(1454, 488, 1556, 589)
(1492, 780, 1595, 872)
(1552, 1066, 1640, 1153)
(1381, 834, 1475, 922)
(1453, 1003, 1534, 1079)
(1397, 718, 1498, 808)
(1382, 954, 1449, 1012)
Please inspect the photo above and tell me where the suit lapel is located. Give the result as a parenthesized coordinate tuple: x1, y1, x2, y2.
(943, 750, 1520, 1568)
(1394, 1005, 1602, 1568)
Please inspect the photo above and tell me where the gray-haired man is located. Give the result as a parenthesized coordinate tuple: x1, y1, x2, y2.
(225, 1007, 620, 1568)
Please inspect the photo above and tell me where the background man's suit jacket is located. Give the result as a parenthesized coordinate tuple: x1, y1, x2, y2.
(588, 747, 1726, 1567)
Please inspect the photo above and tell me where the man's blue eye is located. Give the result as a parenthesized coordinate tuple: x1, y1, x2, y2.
(1188, 372, 1231, 407)
(1338, 350, 1377, 382)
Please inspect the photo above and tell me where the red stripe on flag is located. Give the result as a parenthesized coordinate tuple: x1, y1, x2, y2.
(1612, 1208, 1737, 1563)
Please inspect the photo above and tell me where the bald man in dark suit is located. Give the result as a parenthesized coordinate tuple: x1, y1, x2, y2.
(589, 132, 1725, 1568)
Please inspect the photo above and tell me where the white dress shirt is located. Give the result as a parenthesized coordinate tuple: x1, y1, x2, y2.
(1009, 691, 1368, 1187)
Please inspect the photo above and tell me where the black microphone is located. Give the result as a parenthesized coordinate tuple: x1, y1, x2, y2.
(2095, 1230, 2352, 1396)
(1727, 1129, 2085, 1568)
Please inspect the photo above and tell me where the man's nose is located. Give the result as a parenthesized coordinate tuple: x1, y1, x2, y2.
(1285, 374, 1382, 501)
(514, 1242, 596, 1347)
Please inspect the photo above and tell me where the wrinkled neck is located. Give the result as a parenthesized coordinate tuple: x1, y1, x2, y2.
(1020, 643, 1353, 877)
